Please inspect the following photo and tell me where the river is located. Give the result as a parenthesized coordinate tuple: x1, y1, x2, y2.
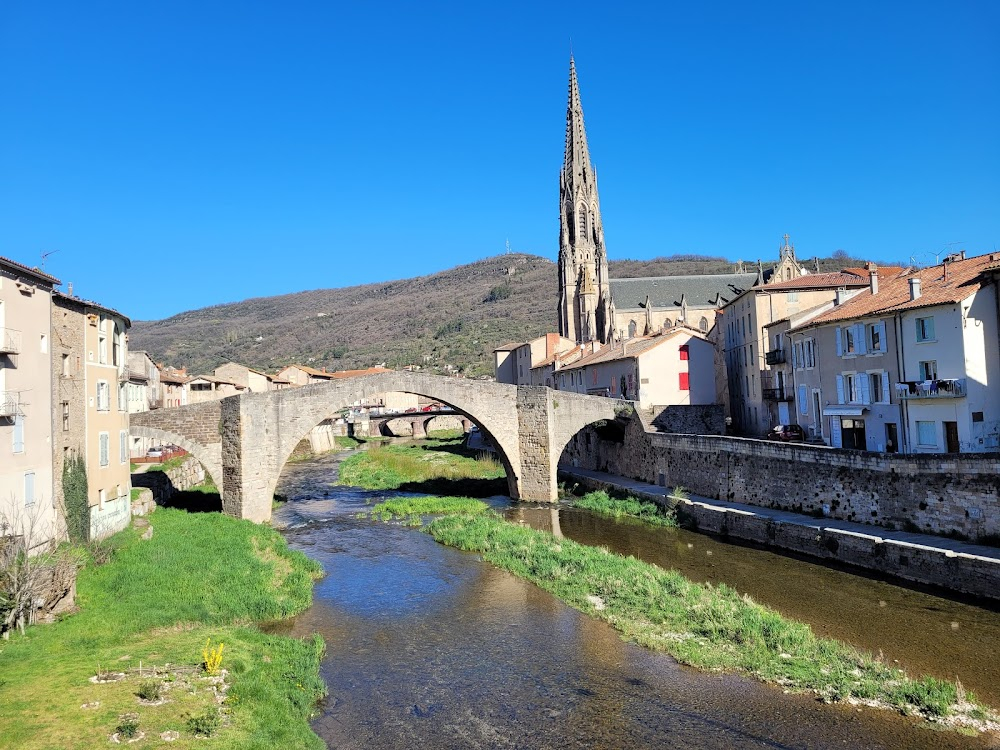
(271, 452, 999, 749)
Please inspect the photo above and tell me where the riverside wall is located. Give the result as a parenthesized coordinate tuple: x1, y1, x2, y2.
(561, 420, 1000, 543)
(131, 456, 206, 505)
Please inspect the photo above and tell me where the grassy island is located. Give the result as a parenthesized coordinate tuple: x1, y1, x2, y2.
(0, 507, 326, 749)
(344, 442, 997, 733)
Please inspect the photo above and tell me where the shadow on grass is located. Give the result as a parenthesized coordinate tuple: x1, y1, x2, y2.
(398, 476, 508, 498)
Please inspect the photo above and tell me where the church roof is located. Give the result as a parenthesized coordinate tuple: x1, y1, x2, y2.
(609, 273, 757, 310)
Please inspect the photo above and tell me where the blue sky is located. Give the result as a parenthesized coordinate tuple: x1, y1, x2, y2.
(2, 1, 997, 321)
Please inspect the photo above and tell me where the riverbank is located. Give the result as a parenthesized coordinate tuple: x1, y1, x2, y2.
(342, 443, 998, 735)
(0, 507, 326, 749)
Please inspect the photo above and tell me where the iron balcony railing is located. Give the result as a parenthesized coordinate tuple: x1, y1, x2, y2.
(762, 387, 795, 402)
(0, 391, 19, 418)
(895, 378, 967, 400)
(0, 327, 22, 355)
(765, 349, 786, 365)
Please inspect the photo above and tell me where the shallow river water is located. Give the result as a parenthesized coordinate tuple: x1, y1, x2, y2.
(272, 453, 1000, 749)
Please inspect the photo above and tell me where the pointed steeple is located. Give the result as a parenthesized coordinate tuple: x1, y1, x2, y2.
(564, 56, 592, 183)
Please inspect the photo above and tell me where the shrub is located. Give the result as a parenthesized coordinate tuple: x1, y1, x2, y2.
(116, 713, 140, 739)
(62, 455, 90, 544)
(203, 638, 224, 675)
(136, 680, 162, 701)
(186, 708, 222, 737)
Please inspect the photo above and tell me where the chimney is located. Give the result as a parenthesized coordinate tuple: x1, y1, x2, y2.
(869, 268, 879, 295)
(67, 282, 73, 297)
(835, 288, 848, 305)
(909, 277, 922, 301)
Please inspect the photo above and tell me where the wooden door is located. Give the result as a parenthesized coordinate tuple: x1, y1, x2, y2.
(945, 421, 960, 453)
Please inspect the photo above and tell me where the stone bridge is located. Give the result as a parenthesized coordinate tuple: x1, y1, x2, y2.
(365, 409, 472, 438)
(130, 371, 628, 522)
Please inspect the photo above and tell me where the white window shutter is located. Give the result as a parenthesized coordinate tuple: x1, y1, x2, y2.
(859, 374, 871, 404)
(877, 322, 887, 352)
(836, 375, 845, 404)
(835, 327, 843, 356)
(881, 371, 890, 403)
(830, 418, 843, 448)
(799, 385, 808, 414)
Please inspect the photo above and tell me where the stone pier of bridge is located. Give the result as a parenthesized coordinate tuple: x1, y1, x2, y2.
(130, 371, 626, 523)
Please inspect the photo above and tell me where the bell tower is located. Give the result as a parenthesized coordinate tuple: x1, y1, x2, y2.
(557, 57, 613, 344)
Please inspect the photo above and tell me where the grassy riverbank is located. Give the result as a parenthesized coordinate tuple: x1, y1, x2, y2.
(0, 509, 326, 749)
(571, 489, 678, 528)
(338, 438, 505, 496)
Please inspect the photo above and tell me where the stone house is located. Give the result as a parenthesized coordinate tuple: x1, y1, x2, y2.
(493, 334, 577, 386)
(214, 362, 278, 393)
(722, 264, 891, 437)
(158, 367, 189, 407)
(0, 256, 59, 548)
(187, 375, 245, 404)
(556, 328, 716, 409)
(51, 291, 132, 541)
(276, 364, 337, 386)
(790, 254, 1000, 454)
(329, 367, 418, 412)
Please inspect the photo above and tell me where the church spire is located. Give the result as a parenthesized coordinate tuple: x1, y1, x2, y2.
(564, 56, 592, 182)
(557, 56, 612, 345)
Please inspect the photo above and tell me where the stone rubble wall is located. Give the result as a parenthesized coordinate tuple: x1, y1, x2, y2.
(131, 456, 207, 506)
(561, 419, 1000, 543)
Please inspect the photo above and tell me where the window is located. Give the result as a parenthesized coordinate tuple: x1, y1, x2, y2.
(99, 432, 110, 467)
(628, 320, 637, 338)
(40, 334, 47, 354)
(869, 372, 883, 403)
(699, 317, 708, 333)
(12, 415, 24, 453)
(794, 341, 804, 368)
(62, 353, 70, 377)
(98, 317, 108, 364)
(916, 317, 935, 342)
(118, 384, 126, 411)
(62, 401, 70, 431)
(679, 345, 689, 361)
(845, 374, 857, 403)
(120, 430, 128, 464)
(844, 327, 855, 354)
(867, 322, 886, 353)
(97, 381, 110, 411)
(99, 488, 106, 509)
(916, 420, 936, 447)
(805, 338, 816, 368)
(24, 472, 35, 506)
(679, 372, 690, 390)
(972, 412, 984, 423)
(918, 361, 938, 380)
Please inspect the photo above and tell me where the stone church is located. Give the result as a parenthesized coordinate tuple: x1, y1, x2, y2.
(557, 58, 809, 345)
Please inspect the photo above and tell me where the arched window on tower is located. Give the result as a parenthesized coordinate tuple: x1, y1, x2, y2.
(699, 317, 709, 333)
(578, 206, 587, 240)
(628, 320, 637, 338)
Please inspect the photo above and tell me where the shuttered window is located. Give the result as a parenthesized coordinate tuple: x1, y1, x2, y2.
(99, 432, 110, 467)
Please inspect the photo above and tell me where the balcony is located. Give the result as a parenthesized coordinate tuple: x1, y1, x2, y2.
(896, 378, 967, 400)
(762, 387, 794, 402)
(765, 349, 786, 365)
(0, 328, 22, 355)
(0, 391, 19, 418)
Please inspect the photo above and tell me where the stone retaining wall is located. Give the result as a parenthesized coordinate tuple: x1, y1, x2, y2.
(131, 456, 207, 505)
(561, 420, 1000, 543)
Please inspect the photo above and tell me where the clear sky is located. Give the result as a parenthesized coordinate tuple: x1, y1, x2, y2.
(2, 1, 997, 321)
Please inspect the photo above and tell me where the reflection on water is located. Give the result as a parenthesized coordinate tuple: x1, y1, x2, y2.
(274, 453, 997, 749)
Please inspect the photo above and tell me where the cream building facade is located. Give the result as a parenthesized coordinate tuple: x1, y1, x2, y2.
(52, 292, 132, 540)
(0, 257, 59, 548)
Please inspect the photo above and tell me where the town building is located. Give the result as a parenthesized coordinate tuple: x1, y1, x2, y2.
(788, 254, 1000, 453)
(276, 364, 337, 386)
(186, 375, 245, 403)
(51, 291, 132, 540)
(493, 334, 577, 386)
(0, 257, 59, 547)
(214, 362, 287, 392)
(556, 328, 716, 409)
(158, 366, 189, 407)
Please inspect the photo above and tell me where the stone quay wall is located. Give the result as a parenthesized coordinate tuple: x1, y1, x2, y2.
(131, 456, 207, 505)
(562, 422, 1000, 543)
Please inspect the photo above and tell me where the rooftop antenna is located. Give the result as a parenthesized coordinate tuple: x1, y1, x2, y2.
(40, 249, 59, 269)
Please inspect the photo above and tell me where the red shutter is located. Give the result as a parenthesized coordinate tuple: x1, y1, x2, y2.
(679, 345, 689, 361)
(679, 372, 690, 390)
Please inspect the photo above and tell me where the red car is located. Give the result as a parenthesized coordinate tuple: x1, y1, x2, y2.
(766, 424, 805, 442)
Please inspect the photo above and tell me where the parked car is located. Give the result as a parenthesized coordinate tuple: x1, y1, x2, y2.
(766, 424, 805, 442)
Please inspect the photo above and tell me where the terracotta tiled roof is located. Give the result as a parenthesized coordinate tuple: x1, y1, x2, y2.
(759, 271, 873, 291)
(841, 265, 906, 280)
(560, 329, 704, 372)
(798, 253, 1000, 328)
(329, 367, 393, 379)
(0, 255, 61, 285)
(493, 342, 522, 352)
(52, 291, 132, 326)
(159, 372, 191, 385)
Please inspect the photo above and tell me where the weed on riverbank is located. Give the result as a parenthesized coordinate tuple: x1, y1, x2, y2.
(338, 440, 505, 496)
(424, 511, 997, 731)
(572, 490, 677, 528)
(0, 509, 326, 749)
(368, 496, 490, 523)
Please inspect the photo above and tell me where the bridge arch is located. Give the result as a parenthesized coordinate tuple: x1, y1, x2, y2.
(129, 425, 223, 492)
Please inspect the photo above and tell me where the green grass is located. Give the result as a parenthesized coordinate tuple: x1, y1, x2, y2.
(0, 509, 326, 750)
(368, 495, 490, 522)
(423, 511, 995, 727)
(572, 490, 677, 528)
(146, 454, 188, 473)
(338, 440, 505, 496)
(334, 435, 363, 449)
(130, 487, 142, 501)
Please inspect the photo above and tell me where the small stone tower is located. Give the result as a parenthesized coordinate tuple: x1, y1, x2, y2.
(770, 233, 806, 283)
(557, 57, 613, 344)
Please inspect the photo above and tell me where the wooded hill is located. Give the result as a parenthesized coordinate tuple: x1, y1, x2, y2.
(130, 252, 878, 378)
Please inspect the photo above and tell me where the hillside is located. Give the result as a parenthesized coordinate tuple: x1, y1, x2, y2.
(130, 252, 876, 378)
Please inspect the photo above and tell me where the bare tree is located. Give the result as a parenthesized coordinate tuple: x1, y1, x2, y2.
(0, 498, 75, 639)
